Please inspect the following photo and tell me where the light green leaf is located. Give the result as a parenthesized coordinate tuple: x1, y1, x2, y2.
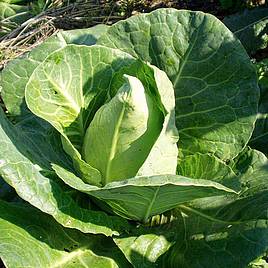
(25, 45, 134, 150)
(224, 8, 268, 54)
(136, 64, 179, 177)
(83, 74, 164, 184)
(0, 108, 129, 236)
(53, 164, 236, 222)
(249, 257, 268, 268)
(0, 2, 32, 25)
(98, 8, 259, 161)
(113, 224, 176, 268)
(1, 25, 108, 118)
(26, 45, 179, 185)
(25, 45, 136, 184)
(0, 200, 131, 268)
(1, 35, 68, 118)
(177, 153, 239, 190)
(61, 135, 102, 186)
(59, 25, 109, 46)
(108, 60, 179, 178)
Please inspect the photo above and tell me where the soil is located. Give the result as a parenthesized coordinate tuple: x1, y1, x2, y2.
(254, 47, 268, 61)
(119, 0, 241, 20)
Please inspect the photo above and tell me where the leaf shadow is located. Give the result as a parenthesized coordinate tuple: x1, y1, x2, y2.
(0, 200, 132, 267)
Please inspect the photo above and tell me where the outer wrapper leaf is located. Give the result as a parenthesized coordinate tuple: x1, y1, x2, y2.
(1, 24, 108, 119)
(53, 164, 236, 222)
(1, 26, 110, 186)
(98, 8, 259, 161)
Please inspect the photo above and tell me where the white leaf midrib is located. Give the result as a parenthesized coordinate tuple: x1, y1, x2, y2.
(50, 247, 87, 268)
(44, 71, 81, 115)
(104, 98, 127, 184)
(143, 187, 160, 222)
(173, 20, 203, 88)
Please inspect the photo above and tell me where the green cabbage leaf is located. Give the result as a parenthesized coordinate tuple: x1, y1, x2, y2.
(0, 8, 267, 268)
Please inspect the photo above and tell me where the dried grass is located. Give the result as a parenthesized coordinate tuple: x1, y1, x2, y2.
(0, 1, 122, 69)
(1, 0, 266, 69)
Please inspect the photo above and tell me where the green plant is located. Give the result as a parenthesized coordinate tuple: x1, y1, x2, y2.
(0, 8, 268, 268)
(249, 58, 268, 154)
(219, 0, 244, 10)
(224, 7, 268, 55)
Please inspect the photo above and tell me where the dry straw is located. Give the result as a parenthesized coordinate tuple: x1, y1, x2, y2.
(0, 0, 122, 69)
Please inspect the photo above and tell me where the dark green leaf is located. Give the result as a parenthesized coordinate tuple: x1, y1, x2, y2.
(249, 59, 268, 154)
(158, 209, 268, 268)
(0, 177, 16, 202)
(184, 148, 268, 223)
(224, 8, 268, 54)
(0, 200, 131, 268)
(177, 153, 239, 190)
